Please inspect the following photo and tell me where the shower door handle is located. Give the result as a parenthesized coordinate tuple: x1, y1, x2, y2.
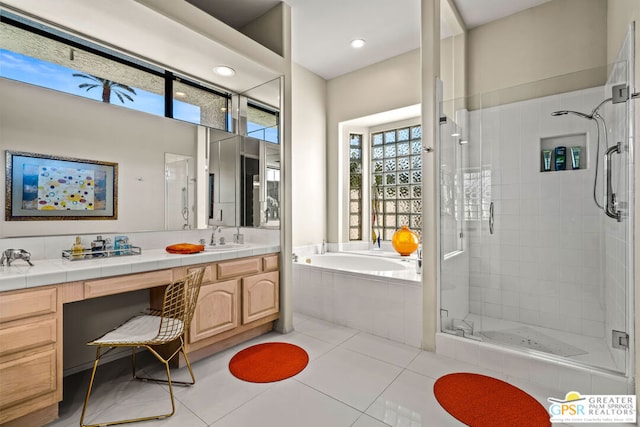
(489, 202, 495, 234)
(604, 142, 622, 222)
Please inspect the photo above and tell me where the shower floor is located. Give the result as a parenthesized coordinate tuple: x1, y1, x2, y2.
(463, 313, 623, 373)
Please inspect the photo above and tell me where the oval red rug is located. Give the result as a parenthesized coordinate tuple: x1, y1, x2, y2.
(434, 372, 551, 427)
(229, 342, 309, 383)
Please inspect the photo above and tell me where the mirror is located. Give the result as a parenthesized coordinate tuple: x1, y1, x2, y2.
(207, 133, 240, 227)
(165, 153, 195, 230)
(239, 138, 280, 228)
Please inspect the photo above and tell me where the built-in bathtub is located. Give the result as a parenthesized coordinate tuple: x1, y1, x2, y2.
(292, 251, 422, 346)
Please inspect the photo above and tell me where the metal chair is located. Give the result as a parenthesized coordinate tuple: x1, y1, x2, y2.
(80, 267, 206, 427)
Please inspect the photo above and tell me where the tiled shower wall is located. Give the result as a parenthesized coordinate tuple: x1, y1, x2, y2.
(602, 27, 634, 371)
(467, 86, 609, 338)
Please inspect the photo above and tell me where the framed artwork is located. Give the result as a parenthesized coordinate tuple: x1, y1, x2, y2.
(5, 150, 118, 221)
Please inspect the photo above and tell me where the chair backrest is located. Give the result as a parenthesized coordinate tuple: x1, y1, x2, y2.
(156, 267, 205, 342)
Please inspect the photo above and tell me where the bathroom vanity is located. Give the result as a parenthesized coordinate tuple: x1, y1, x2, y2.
(0, 247, 280, 427)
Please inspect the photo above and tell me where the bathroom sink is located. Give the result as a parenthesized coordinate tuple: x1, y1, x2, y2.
(204, 244, 248, 251)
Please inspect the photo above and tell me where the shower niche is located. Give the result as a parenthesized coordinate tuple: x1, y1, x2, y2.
(540, 133, 587, 172)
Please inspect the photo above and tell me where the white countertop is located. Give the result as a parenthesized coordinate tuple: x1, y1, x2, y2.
(0, 244, 280, 292)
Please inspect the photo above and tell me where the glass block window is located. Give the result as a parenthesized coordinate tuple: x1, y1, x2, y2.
(371, 126, 422, 239)
(349, 134, 363, 240)
(464, 168, 491, 220)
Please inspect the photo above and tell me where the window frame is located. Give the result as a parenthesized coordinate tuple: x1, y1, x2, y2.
(1, 12, 233, 130)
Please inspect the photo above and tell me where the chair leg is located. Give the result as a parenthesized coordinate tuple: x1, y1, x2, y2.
(180, 342, 196, 385)
(80, 347, 102, 427)
(79, 345, 176, 426)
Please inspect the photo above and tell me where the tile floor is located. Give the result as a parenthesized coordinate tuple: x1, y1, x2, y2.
(46, 313, 634, 427)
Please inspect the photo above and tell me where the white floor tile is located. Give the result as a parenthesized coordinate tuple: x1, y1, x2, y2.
(366, 370, 466, 427)
(407, 349, 501, 380)
(352, 413, 393, 427)
(296, 347, 403, 411)
(294, 316, 359, 345)
(209, 380, 361, 427)
(341, 331, 421, 368)
(46, 314, 585, 427)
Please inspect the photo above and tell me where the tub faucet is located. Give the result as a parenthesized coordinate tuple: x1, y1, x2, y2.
(292, 253, 298, 262)
(415, 246, 422, 274)
(320, 240, 326, 255)
(210, 226, 222, 246)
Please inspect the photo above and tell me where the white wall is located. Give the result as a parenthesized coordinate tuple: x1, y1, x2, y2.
(467, 0, 607, 105)
(0, 79, 197, 237)
(327, 49, 422, 242)
(291, 63, 327, 246)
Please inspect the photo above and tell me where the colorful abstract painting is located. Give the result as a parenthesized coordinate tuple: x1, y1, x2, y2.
(7, 151, 117, 220)
(36, 166, 95, 210)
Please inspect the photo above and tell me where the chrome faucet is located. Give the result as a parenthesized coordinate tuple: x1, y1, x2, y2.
(210, 226, 222, 246)
(415, 246, 422, 274)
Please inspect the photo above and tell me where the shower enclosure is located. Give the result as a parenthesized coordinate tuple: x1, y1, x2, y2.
(439, 26, 635, 375)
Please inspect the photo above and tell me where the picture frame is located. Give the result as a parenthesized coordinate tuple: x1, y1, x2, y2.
(5, 150, 118, 221)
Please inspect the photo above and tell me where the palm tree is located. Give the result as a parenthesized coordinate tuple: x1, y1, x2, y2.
(73, 73, 136, 104)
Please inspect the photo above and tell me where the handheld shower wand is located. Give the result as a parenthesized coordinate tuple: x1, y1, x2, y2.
(551, 97, 612, 210)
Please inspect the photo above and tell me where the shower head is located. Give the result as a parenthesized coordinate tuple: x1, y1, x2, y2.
(550, 97, 613, 121)
(550, 110, 594, 120)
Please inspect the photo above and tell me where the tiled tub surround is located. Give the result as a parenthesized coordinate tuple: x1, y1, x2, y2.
(0, 228, 279, 291)
(292, 250, 422, 347)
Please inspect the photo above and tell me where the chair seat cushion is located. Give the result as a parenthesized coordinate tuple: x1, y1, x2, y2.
(92, 315, 183, 345)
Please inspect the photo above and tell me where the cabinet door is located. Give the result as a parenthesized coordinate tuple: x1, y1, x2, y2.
(189, 280, 239, 343)
(242, 271, 279, 324)
(0, 348, 56, 411)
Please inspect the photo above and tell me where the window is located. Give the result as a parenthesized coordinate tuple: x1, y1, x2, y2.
(371, 126, 422, 240)
(247, 103, 279, 144)
(349, 134, 363, 240)
(1, 17, 166, 116)
(0, 12, 232, 131)
(172, 78, 229, 129)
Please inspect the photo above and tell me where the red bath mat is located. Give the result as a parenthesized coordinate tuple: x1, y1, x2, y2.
(229, 342, 309, 383)
(434, 372, 551, 427)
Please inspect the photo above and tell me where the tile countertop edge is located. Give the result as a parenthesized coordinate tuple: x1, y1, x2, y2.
(0, 244, 281, 293)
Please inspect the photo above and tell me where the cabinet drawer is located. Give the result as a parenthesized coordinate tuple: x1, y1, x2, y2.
(242, 271, 279, 324)
(0, 318, 56, 357)
(189, 280, 239, 343)
(262, 254, 279, 271)
(217, 258, 261, 280)
(0, 288, 56, 324)
(0, 348, 56, 410)
(84, 270, 173, 299)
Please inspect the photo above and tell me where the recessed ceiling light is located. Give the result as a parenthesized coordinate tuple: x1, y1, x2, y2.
(351, 39, 366, 48)
(175, 91, 186, 98)
(213, 66, 235, 77)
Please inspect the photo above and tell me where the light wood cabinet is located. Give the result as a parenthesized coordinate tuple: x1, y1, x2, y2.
(0, 287, 60, 426)
(182, 254, 280, 364)
(0, 252, 279, 425)
(189, 279, 239, 342)
(242, 271, 279, 324)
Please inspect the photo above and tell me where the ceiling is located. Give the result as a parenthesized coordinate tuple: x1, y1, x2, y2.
(186, 0, 551, 80)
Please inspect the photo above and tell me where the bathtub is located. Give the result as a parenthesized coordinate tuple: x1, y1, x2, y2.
(292, 252, 422, 347)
